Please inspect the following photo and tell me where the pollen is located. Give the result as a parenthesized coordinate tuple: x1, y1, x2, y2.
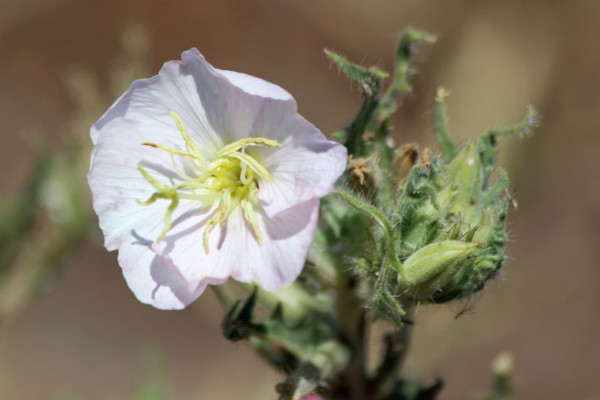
(137, 111, 280, 252)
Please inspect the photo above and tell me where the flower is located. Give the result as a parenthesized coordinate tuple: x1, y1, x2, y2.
(88, 49, 347, 309)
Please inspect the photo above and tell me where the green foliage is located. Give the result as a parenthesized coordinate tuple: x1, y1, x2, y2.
(333, 100, 537, 311)
(221, 286, 347, 400)
(327, 28, 434, 172)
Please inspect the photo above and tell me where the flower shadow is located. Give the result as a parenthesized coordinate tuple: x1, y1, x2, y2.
(130, 230, 200, 306)
(139, 159, 180, 185)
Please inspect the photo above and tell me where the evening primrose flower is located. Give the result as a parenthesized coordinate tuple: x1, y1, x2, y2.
(88, 49, 347, 309)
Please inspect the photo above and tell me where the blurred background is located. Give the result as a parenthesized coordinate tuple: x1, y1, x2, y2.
(0, 0, 599, 399)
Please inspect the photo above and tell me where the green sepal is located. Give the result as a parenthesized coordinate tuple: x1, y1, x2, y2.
(444, 141, 484, 222)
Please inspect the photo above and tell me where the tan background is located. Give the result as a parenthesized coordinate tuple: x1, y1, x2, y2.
(1, 0, 599, 399)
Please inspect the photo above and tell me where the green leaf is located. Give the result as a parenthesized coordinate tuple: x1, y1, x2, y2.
(326, 49, 386, 157)
(479, 106, 538, 176)
(381, 28, 437, 111)
(324, 49, 388, 96)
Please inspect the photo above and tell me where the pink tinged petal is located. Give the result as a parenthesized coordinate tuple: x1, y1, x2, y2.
(89, 118, 224, 308)
(116, 230, 228, 309)
(245, 198, 321, 290)
(88, 118, 199, 250)
(216, 69, 294, 102)
(154, 199, 320, 291)
(177, 49, 297, 144)
(91, 60, 221, 158)
(117, 236, 210, 309)
(258, 116, 348, 217)
(148, 204, 223, 283)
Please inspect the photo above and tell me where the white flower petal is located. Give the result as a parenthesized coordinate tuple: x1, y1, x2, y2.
(216, 69, 294, 102)
(257, 116, 347, 217)
(180, 50, 298, 144)
(153, 199, 319, 291)
(246, 199, 320, 290)
(88, 117, 201, 250)
(92, 59, 223, 158)
(116, 233, 226, 309)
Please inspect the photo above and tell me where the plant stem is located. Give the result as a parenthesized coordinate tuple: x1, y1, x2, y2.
(372, 306, 415, 399)
(336, 274, 368, 400)
(211, 284, 235, 309)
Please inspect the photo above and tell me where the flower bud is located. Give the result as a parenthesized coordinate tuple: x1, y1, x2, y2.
(442, 141, 483, 223)
(389, 134, 513, 303)
(398, 240, 481, 300)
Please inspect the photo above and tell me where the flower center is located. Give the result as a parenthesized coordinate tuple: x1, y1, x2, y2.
(137, 111, 280, 253)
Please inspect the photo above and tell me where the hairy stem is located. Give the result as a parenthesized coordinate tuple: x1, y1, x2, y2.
(372, 306, 415, 398)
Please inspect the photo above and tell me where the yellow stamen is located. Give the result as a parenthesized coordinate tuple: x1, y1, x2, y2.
(137, 164, 173, 193)
(241, 199, 263, 246)
(170, 111, 206, 166)
(239, 161, 251, 185)
(141, 142, 197, 159)
(226, 151, 273, 182)
(159, 195, 179, 242)
(137, 112, 280, 251)
(216, 137, 280, 156)
(136, 165, 178, 243)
